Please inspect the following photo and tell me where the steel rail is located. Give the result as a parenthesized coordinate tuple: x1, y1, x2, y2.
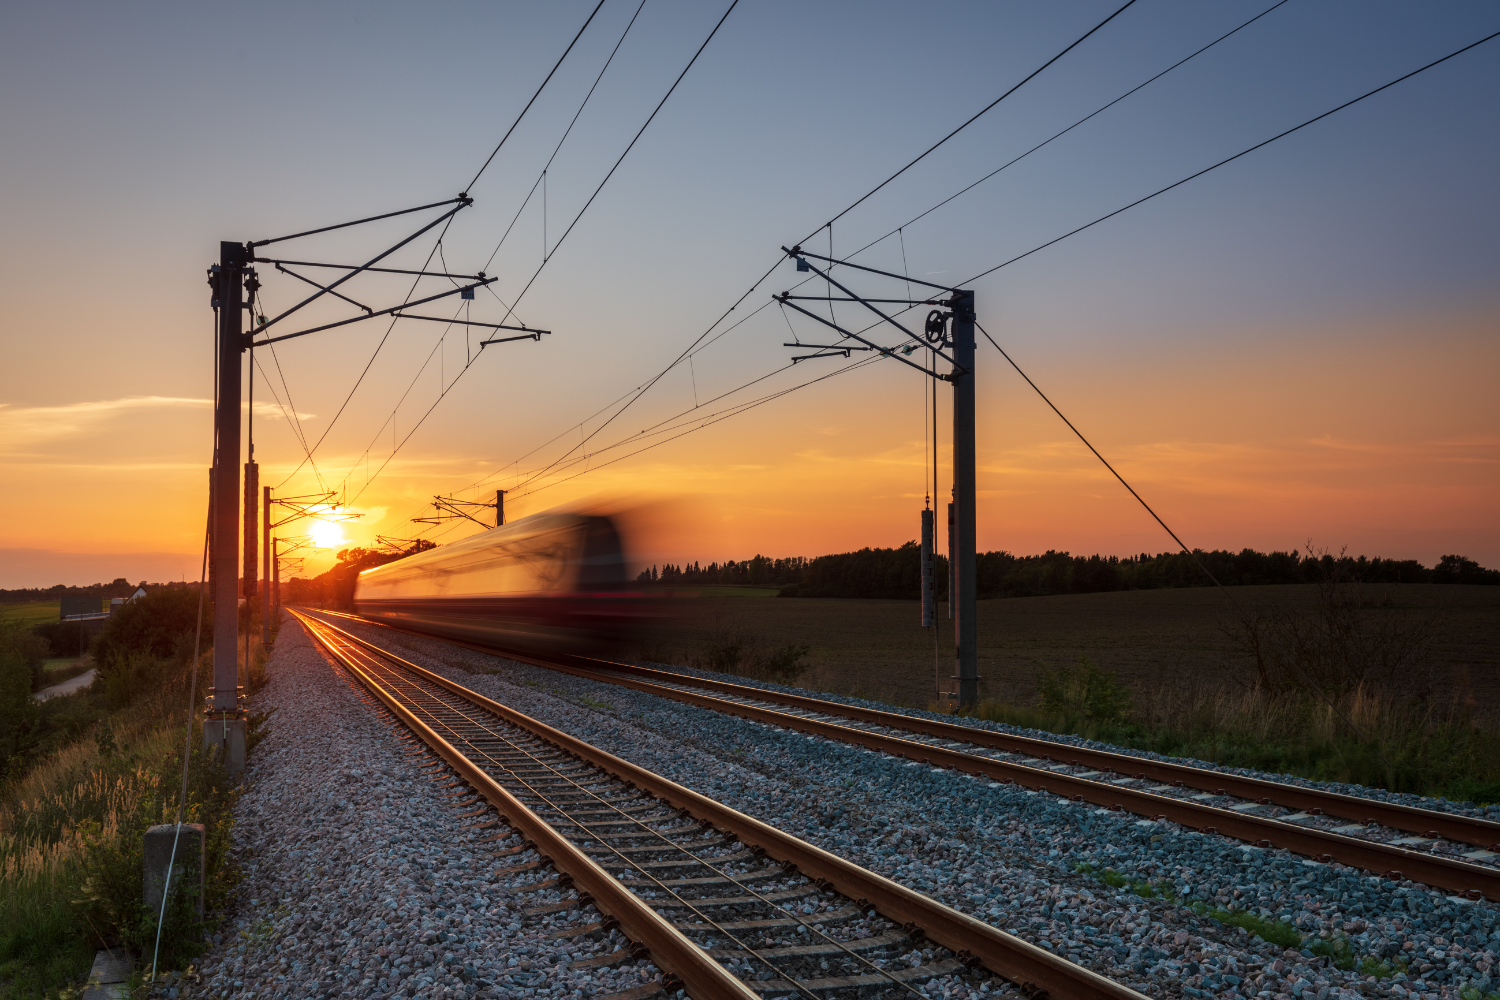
(312, 610, 1500, 901)
(319, 610, 1498, 846)
(582, 663, 1500, 849)
(297, 610, 1149, 1000)
(289, 610, 757, 1000)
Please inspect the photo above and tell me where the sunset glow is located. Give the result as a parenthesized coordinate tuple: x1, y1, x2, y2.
(1, 4, 1496, 587)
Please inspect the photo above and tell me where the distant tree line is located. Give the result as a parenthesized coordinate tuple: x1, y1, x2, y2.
(0, 577, 189, 604)
(281, 540, 438, 609)
(636, 547, 1498, 600)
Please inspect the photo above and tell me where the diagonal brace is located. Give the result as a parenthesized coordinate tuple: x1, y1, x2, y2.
(275, 263, 373, 314)
(778, 297, 957, 380)
(787, 247, 959, 292)
(784, 247, 962, 369)
(249, 278, 496, 348)
(254, 201, 470, 334)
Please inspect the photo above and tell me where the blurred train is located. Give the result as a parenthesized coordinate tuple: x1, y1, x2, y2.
(353, 509, 646, 655)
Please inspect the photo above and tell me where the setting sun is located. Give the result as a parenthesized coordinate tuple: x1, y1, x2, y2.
(308, 518, 349, 551)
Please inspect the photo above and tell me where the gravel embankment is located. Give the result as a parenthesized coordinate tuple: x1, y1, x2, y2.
(177, 618, 661, 1000)
(622, 659, 1499, 821)
(332, 619, 1500, 1000)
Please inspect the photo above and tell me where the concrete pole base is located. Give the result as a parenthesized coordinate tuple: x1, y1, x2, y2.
(203, 715, 246, 778)
(143, 823, 205, 922)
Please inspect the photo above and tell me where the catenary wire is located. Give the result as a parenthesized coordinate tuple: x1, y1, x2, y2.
(960, 27, 1500, 288)
(274, 4, 609, 491)
(350, 0, 742, 505)
(465, 0, 609, 192)
(799, 0, 1139, 244)
(461, 26, 1500, 516)
(489, 1, 1135, 504)
(839, 0, 1292, 264)
(482, 0, 650, 275)
(487, 0, 741, 333)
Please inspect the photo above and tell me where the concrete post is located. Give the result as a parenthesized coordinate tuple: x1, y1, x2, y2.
(209, 241, 247, 776)
(262, 485, 271, 646)
(143, 823, 205, 921)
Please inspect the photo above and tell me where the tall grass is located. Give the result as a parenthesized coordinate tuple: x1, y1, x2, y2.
(961, 661, 1500, 803)
(955, 568, 1500, 802)
(0, 623, 270, 997)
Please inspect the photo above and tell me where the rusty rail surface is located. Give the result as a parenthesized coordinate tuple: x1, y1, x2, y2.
(298, 610, 1149, 1000)
(313, 609, 1500, 902)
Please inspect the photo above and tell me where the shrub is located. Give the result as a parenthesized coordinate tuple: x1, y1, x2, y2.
(31, 620, 91, 660)
(0, 625, 44, 783)
(1035, 657, 1131, 724)
(92, 588, 205, 670)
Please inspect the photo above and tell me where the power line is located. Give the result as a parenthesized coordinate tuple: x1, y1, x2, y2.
(840, 0, 1292, 265)
(490, 0, 742, 330)
(353, 0, 743, 506)
(271, 231, 452, 489)
(482, 0, 650, 275)
(961, 26, 1500, 287)
(400, 17, 1499, 528)
(803, 0, 1140, 243)
(466, 0, 609, 192)
(272, 4, 610, 492)
(493, 2, 1134, 503)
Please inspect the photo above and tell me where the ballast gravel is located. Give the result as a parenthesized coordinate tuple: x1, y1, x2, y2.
(624, 659, 1498, 822)
(183, 617, 665, 1000)
(323, 616, 1500, 1000)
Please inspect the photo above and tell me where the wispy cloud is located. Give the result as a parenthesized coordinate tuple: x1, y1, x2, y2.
(0, 395, 312, 451)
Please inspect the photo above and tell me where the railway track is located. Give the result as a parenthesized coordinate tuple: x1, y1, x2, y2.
(314, 609, 1500, 902)
(291, 609, 1147, 1000)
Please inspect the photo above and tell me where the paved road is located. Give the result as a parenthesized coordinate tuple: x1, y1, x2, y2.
(34, 667, 96, 701)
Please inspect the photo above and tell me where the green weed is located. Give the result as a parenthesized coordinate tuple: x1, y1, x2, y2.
(1308, 933, 1358, 971)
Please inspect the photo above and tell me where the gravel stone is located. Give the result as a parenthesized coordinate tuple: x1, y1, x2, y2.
(329, 618, 1500, 1000)
(183, 617, 665, 1000)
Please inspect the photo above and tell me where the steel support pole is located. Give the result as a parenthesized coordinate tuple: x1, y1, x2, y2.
(261, 485, 271, 645)
(496, 489, 505, 527)
(210, 241, 247, 773)
(950, 290, 978, 709)
(272, 537, 280, 620)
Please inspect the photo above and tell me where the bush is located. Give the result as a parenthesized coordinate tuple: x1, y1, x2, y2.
(32, 621, 91, 660)
(92, 589, 205, 709)
(0, 626, 43, 784)
(1035, 657, 1131, 724)
(92, 588, 205, 667)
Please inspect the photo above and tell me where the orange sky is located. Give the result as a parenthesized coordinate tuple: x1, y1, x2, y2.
(3, 4, 1498, 588)
(2, 303, 1493, 586)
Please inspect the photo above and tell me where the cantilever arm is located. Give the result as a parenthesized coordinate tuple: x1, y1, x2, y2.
(778, 297, 959, 380)
(248, 278, 496, 347)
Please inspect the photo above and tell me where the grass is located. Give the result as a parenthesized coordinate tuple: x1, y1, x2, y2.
(0, 606, 59, 630)
(957, 663, 1500, 803)
(1072, 862, 1416, 977)
(0, 614, 271, 998)
(645, 585, 1500, 802)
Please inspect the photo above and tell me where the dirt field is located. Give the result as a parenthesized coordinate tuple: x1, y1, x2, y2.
(655, 584, 1500, 711)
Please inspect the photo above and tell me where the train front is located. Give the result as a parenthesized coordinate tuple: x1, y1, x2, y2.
(352, 509, 647, 656)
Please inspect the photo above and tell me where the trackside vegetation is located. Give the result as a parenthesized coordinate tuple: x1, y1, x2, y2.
(956, 572, 1500, 803)
(0, 591, 270, 999)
